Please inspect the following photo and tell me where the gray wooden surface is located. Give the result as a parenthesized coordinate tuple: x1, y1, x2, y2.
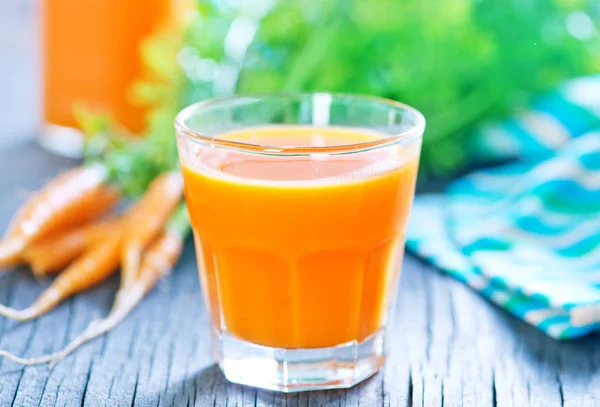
(0, 141, 599, 406)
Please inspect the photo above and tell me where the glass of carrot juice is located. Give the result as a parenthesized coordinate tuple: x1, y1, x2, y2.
(175, 93, 425, 392)
(41, 0, 177, 156)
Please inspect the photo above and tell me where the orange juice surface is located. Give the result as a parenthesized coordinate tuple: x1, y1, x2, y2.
(181, 126, 419, 349)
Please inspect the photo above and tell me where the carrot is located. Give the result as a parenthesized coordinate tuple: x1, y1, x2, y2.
(22, 218, 116, 277)
(0, 224, 124, 322)
(120, 171, 183, 290)
(0, 164, 119, 268)
(0, 203, 190, 366)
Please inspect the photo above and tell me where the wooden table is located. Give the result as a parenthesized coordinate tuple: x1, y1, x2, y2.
(0, 141, 598, 406)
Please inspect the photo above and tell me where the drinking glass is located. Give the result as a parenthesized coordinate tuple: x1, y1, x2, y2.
(175, 93, 425, 392)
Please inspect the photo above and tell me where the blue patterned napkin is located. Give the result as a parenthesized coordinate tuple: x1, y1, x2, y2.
(407, 76, 600, 339)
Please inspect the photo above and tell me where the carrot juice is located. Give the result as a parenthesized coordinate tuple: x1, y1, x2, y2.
(176, 94, 424, 391)
(42, 0, 176, 135)
(181, 126, 418, 349)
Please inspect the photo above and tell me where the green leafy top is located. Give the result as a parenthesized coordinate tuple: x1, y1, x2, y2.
(179, 0, 599, 178)
(84, 0, 600, 183)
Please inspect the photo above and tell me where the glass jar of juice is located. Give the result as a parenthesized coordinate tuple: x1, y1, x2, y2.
(175, 93, 425, 392)
(40, 0, 177, 156)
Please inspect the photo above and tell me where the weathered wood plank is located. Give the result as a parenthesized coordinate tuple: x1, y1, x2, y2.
(0, 142, 599, 406)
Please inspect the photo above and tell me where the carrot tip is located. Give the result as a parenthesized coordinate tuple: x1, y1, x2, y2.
(24, 256, 52, 279)
(0, 347, 62, 366)
(0, 304, 36, 322)
(31, 269, 49, 284)
(0, 349, 54, 366)
(0, 238, 25, 268)
(3, 286, 147, 366)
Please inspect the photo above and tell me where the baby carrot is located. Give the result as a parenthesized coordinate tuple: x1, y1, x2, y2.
(22, 218, 116, 277)
(0, 226, 124, 322)
(127, 203, 189, 298)
(0, 203, 190, 365)
(0, 164, 120, 268)
(120, 171, 183, 290)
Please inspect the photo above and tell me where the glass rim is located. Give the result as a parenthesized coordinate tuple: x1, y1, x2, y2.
(174, 92, 426, 155)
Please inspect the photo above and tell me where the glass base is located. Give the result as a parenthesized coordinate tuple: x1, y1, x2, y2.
(214, 329, 386, 392)
(38, 123, 84, 158)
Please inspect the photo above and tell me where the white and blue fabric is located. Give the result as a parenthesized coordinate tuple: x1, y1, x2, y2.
(407, 76, 600, 339)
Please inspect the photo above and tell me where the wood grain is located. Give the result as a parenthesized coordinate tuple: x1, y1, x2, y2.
(0, 142, 598, 406)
